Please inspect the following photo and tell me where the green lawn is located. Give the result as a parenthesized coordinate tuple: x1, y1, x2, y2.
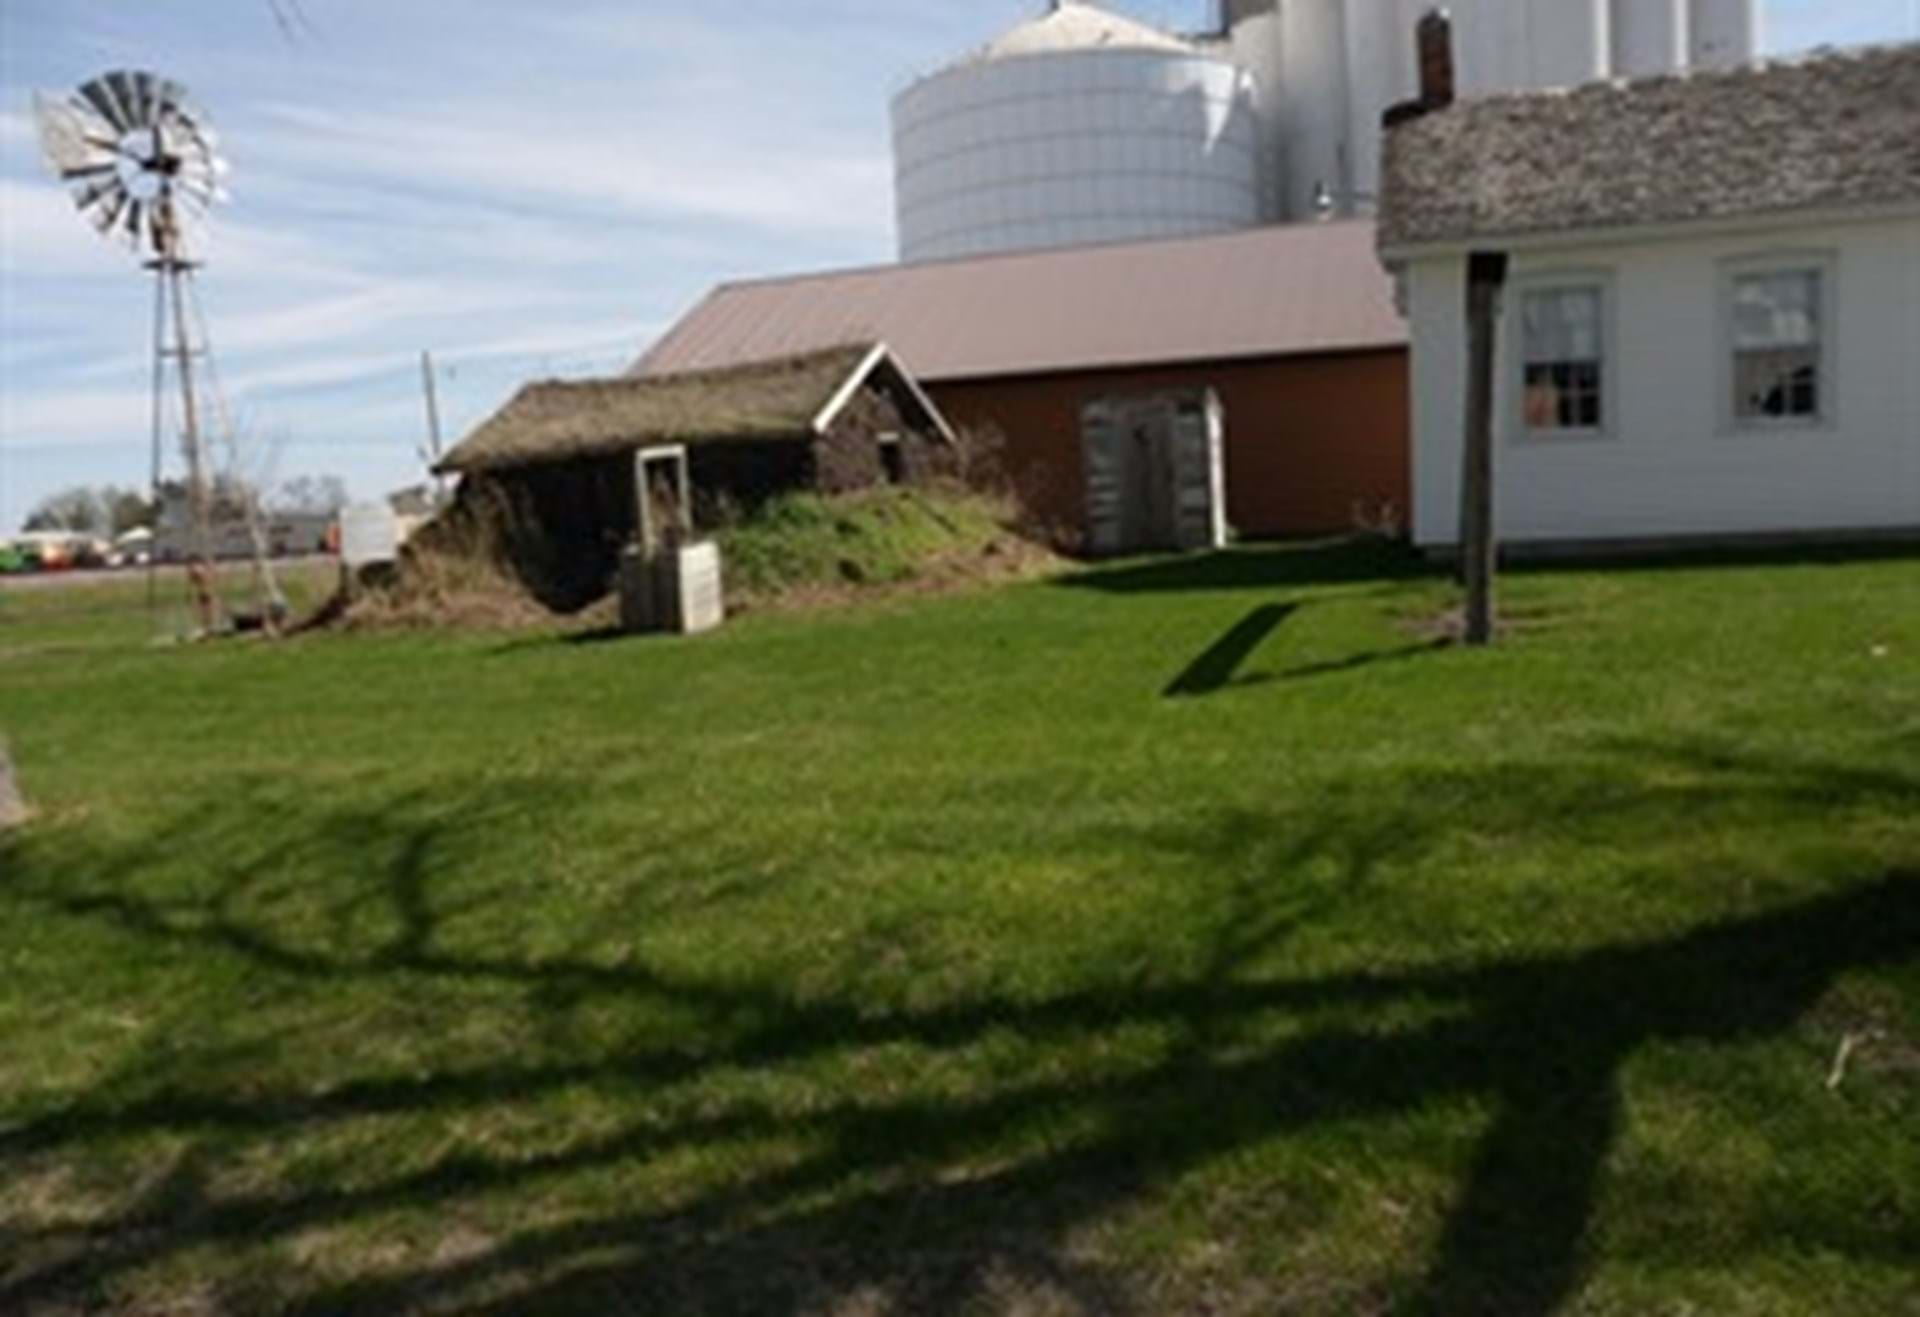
(2, 542, 1917, 1315)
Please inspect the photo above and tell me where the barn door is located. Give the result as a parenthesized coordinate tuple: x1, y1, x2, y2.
(1139, 414, 1179, 550)
(1167, 390, 1226, 551)
(1082, 390, 1226, 555)
(1082, 399, 1127, 555)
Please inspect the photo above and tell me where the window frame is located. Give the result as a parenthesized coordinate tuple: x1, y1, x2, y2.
(1509, 269, 1617, 446)
(1719, 250, 1838, 436)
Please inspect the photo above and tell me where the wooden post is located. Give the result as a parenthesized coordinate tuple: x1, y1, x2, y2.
(1462, 251, 1509, 647)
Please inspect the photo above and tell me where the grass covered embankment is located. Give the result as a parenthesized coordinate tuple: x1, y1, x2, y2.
(713, 487, 1052, 611)
(344, 485, 1046, 628)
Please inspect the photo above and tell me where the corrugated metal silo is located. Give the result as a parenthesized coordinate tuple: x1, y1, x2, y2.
(1612, 0, 1690, 77)
(1222, 0, 1287, 219)
(1451, 0, 1613, 93)
(1691, 0, 1762, 68)
(1342, 0, 1426, 212)
(891, 2, 1260, 264)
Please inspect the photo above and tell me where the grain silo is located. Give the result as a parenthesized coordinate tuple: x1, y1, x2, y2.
(891, 1, 1260, 264)
(890, 1, 1757, 261)
(1691, 0, 1763, 69)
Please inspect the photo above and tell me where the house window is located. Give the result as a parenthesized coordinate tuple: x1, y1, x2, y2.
(1520, 284, 1605, 434)
(1730, 266, 1825, 425)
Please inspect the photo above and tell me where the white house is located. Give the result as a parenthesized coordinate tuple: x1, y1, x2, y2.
(1378, 43, 1920, 551)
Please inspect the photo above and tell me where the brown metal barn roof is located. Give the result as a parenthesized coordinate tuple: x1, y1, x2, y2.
(634, 220, 1406, 384)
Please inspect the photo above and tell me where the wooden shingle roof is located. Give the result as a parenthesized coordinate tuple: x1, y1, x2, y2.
(1379, 43, 1920, 252)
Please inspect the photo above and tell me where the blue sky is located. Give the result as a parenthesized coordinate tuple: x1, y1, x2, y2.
(3, 1, 1914, 531)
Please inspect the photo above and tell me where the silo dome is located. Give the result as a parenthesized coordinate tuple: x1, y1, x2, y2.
(891, 1, 1261, 264)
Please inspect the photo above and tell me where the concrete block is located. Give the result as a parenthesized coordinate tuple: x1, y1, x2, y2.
(0, 740, 27, 832)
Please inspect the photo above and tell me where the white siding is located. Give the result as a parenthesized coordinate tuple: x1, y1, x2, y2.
(1407, 214, 1920, 547)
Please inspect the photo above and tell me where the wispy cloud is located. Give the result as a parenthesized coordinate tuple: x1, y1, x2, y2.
(249, 100, 893, 242)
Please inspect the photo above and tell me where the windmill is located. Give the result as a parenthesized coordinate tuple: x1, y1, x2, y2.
(33, 70, 283, 634)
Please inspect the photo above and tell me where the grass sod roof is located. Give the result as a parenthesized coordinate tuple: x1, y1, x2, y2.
(1379, 43, 1920, 251)
(437, 344, 878, 475)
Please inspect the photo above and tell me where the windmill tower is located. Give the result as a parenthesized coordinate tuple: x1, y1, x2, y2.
(33, 71, 282, 634)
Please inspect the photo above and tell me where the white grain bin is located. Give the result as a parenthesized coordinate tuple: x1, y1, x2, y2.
(891, 1, 1260, 263)
(1611, 0, 1690, 77)
(1224, 0, 1689, 222)
(1447, 0, 1612, 94)
(1691, 0, 1761, 69)
(1228, 0, 1356, 219)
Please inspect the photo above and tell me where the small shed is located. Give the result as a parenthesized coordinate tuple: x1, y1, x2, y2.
(434, 343, 955, 612)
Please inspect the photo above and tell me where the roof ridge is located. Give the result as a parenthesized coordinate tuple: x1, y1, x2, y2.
(535, 342, 877, 392)
(705, 218, 1383, 296)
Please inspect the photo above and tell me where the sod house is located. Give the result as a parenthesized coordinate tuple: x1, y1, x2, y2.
(434, 343, 955, 611)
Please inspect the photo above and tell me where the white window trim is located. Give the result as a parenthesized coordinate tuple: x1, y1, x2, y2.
(1508, 269, 1617, 446)
(1718, 249, 1839, 437)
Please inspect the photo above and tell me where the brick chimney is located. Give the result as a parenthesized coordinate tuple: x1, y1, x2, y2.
(1383, 8, 1457, 129)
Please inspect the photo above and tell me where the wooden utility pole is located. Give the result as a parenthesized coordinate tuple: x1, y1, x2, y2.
(1461, 250, 1509, 647)
(421, 349, 446, 498)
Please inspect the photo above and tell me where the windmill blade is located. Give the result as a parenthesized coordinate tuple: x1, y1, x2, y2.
(119, 71, 147, 129)
(129, 71, 160, 128)
(33, 93, 118, 176)
(105, 71, 150, 130)
(91, 187, 130, 237)
(124, 198, 145, 246)
(159, 114, 211, 166)
(72, 175, 122, 213)
(76, 77, 129, 134)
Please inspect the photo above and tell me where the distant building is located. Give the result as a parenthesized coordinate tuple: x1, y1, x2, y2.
(153, 486, 334, 563)
(1378, 43, 1920, 550)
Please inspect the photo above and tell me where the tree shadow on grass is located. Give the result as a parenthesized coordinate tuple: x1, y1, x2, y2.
(1, 740, 1917, 1314)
